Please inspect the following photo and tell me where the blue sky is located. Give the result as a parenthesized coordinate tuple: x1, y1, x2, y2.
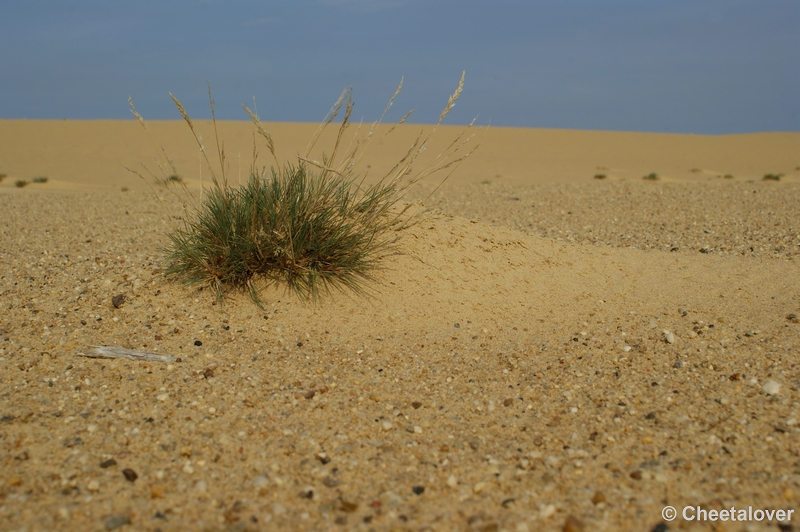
(1, 0, 798, 133)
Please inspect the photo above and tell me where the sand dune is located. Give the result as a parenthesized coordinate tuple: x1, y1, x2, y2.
(1, 120, 798, 191)
(0, 121, 798, 531)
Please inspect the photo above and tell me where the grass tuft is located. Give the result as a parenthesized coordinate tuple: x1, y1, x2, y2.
(593, 174, 606, 180)
(642, 172, 659, 181)
(15, 180, 28, 188)
(762, 173, 782, 181)
(32, 176, 48, 183)
(129, 74, 479, 306)
(0, 173, 6, 181)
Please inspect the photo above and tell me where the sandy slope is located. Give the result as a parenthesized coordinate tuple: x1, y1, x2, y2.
(0, 122, 799, 531)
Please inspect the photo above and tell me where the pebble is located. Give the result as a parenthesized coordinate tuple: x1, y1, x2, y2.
(87, 480, 100, 492)
(446, 475, 458, 488)
(253, 475, 270, 495)
(381, 420, 393, 431)
(761, 380, 780, 395)
(591, 491, 606, 505)
(540, 504, 556, 518)
(156, 393, 169, 402)
(323, 476, 341, 488)
(122, 468, 138, 482)
(472, 482, 487, 494)
(111, 294, 126, 309)
(104, 515, 131, 531)
(673, 360, 684, 368)
(563, 515, 586, 532)
(412, 486, 425, 495)
(663, 331, 675, 344)
(623, 345, 631, 352)
(100, 459, 117, 468)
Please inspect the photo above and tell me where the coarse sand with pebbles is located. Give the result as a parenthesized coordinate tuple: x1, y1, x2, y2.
(0, 121, 799, 532)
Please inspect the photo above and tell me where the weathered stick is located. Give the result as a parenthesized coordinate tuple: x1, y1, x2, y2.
(77, 346, 181, 363)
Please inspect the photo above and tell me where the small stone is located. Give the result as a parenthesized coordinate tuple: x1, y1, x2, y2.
(472, 481, 487, 494)
(678, 307, 688, 317)
(469, 441, 480, 450)
(540, 504, 556, 518)
(381, 420, 393, 431)
(411, 402, 422, 409)
(304, 390, 315, 400)
(673, 360, 684, 369)
(446, 475, 458, 488)
(563, 515, 586, 532)
(338, 500, 357, 513)
(761, 380, 780, 395)
(787, 313, 798, 323)
(194, 340, 202, 346)
(629, 470, 642, 480)
(406, 425, 416, 433)
(122, 468, 138, 482)
(503, 398, 514, 407)
(323, 476, 341, 488)
(100, 458, 117, 468)
(412, 486, 425, 495)
(87, 480, 100, 492)
(104, 515, 131, 530)
(111, 294, 126, 309)
(591, 491, 606, 505)
(623, 345, 631, 352)
(664, 331, 675, 344)
(253, 475, 270, 495)
(315, 452, 331, 465)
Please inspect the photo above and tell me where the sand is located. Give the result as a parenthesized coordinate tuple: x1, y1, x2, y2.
(1, 120, 799, 531)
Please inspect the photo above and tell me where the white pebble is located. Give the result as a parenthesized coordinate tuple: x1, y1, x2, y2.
(472, 481, 487, 494)
(540, 504, 556, 518)
(381, 420, 393, 431)
(664, 330, 675, 344)
(87, 424, 99, 433)
(87, 480, 100, 492)
(761, 380, 780, 395)
(182, 461, 194, 474)
(623, 345, 631, 352)
(156, 393, 169, 402)
(195, 480, 207, 493)
(446, 474, 458, 488)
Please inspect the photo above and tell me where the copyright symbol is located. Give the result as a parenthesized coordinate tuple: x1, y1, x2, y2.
(662, 506, 677, 521)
